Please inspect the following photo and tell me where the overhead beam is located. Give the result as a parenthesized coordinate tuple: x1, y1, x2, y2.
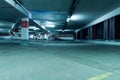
(4, 0, 46, 31)
(5, 0, 31, 18)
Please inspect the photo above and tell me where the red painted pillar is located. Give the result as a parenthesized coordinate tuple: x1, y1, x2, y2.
(21, 18, 29, 40)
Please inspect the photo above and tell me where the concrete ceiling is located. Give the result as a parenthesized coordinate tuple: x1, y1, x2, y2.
(68, 0, 120, 29)
(0, 0, 120, 34)
(0, 0, 25, 22)
(22, 0, 73, 34)
(0, 0, 26, 33)
(22, 0, 72, 11)
(22, 0, 120, 33)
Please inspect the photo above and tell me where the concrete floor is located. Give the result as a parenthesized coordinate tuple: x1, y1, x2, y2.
(0, 40, 120, 80)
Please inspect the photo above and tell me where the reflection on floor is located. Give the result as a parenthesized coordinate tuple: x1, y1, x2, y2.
(0, 40, 120, 80)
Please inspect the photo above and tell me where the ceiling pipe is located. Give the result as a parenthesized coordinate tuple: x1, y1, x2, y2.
(13, 0, 23, 5)
(62, 0, 80, 32)
(69, 0, 80, 17)
(13, 0, 30, 13)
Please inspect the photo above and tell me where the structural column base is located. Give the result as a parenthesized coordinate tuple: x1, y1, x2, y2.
(20, 40, 29, 46)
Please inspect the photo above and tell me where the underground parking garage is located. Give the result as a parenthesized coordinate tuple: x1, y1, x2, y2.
(1, 0, 120, 80)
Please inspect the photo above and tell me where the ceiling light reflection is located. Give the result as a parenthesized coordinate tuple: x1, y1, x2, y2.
(71, 14, 85, 21)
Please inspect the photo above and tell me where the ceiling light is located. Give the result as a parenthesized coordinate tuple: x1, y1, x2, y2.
(45, 21, 54, 24)
(41, 26, 45, 29)
(30, 35, 34, 38)
(34, 28, 39, 30)
(29, 26, 39, 30)
(71, 14, 85, 20)
(29, 27, 35, 29)
(67, 17, 71, 22)
(71, 15, 80, 20)
(45, 24, 55, 28)
(55, 29, 73, 32)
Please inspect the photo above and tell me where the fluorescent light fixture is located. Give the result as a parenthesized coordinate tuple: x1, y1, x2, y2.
(0, 22, 14, 26)
(71, 14, 85, 21)
(29, 27, 35, 29)
(45, 21, 54, 24)
(29, 26, 39, 30)
(41, 26, 45, 29)
(67, 17, 71, 22)
(71, 15, 80, 20)
(55, 29, 73, 32)
(45, 24, 55, 28)
(30, 35, 34, 38)
(0, 29, 9, 32)
(44, 21, 56, 28)
(34, 28, 39, 30)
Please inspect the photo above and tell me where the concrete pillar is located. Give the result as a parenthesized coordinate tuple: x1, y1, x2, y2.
(75, 31, 80, 40)
(76, 32, 78, 40)
(88, 27, 92, 40)
(103, 20, 108, 40)
(80, 31, 83, 39)
(21, 18, 29, 40)
(14, 28, 19, 39)
(73, 32, 77, 40)
(21, 18, 29, 45)
(109, 17, 115, 40)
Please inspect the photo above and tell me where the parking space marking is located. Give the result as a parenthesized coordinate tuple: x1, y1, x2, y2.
(87, 72, 113, 80)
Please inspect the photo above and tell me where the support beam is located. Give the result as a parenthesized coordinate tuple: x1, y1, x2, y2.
(5, 0, 31, 17)
(73, 32, 78, 40)
(12, 28, 19, 39)
(75, 32, 78, 40)
(4, 0, 46, 31)
(80, 31, 83, 40)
